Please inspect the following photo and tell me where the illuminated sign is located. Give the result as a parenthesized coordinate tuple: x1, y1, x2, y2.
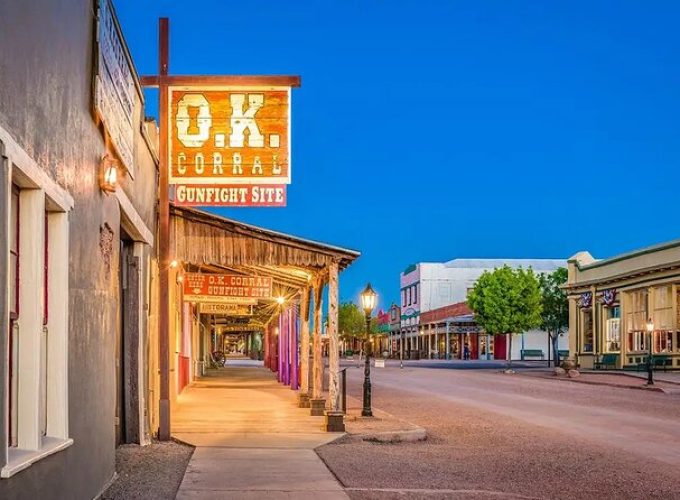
(174, 184, 285, 207)
(184, 273, 272, 304)
(169, 88, 291, 189)
(199, 303, 253, 316)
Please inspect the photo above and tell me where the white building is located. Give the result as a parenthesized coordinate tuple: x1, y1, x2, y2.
(399, 258, 569, 360)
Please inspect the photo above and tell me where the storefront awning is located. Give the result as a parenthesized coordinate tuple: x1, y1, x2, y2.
(170, 205, 360, 326)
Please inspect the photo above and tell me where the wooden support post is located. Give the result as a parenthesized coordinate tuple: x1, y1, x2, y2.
(298, 286, 311, 408)
(324, 261, 344, 431)
(157, 17, 171, 441)
(310, 279, 325, 416)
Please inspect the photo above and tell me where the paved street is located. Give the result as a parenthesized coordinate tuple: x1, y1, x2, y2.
(174, 363, 347, 499)
(318, 365, 680, 499)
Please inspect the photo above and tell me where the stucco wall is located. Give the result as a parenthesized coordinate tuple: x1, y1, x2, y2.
(0, 1, 157, 498)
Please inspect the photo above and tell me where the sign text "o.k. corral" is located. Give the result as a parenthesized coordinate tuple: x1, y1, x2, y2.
(183, 273, 273, 305)
(169, 88, 290, 186)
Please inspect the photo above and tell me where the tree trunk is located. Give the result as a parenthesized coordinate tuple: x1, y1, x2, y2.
(507, 334, 513, 369)
(552, 334, 560, 367)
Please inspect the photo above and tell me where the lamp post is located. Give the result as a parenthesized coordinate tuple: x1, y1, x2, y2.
(360, 283, 377, 417)
(646, 318, 654, 386)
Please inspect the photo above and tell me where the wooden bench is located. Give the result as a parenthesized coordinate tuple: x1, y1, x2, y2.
(594, 353, 619, 370)
(520, 349, 544, 360)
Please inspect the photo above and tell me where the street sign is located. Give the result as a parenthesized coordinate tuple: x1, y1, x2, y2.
(199, 303, 253, 316)
(169, 87, 291, 192)
(184, 273, 272, 304)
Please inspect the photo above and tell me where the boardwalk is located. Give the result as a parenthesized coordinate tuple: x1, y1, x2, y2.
(173, 362, 348, 499)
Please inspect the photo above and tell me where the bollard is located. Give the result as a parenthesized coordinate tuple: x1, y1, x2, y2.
(340, 367, 347, 414)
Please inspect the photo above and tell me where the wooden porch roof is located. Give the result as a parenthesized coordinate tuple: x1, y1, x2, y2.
(170, 205, 360, 326)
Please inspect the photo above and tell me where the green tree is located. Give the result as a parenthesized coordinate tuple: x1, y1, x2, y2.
(467, 265, 543, 369)
(338, 302, 366, 351)
(539, 267, 569, 367)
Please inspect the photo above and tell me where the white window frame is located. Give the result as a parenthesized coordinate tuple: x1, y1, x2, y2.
(1, 126, 74, 479)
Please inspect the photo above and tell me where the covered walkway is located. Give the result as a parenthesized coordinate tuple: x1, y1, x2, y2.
(173, 366, 348, 499)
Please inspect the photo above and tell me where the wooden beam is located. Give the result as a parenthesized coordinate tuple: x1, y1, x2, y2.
(158, 16, 171, 441)
(326, 262, 340, 412)
(140, 74, 301, 88)
(311, 280, 324, 400)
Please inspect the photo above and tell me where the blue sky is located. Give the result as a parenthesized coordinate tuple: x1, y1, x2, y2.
(115, 1, 680, 309)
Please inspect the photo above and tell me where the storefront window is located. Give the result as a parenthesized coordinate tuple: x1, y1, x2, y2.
(628, 331, 647, 352)
(625, 289, 647, 352)
(652, 285, 673, 331)
(604, 306, 621, 352)
(581, 309, 594, 352)
(654, 330, 674, 353)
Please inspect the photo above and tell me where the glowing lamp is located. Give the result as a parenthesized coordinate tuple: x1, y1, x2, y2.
(100, 155, 119, 194)
(360, 282, 377, 316)
(646, 318, 654, 333)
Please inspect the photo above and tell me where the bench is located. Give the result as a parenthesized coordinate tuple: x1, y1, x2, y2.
(594, 353, 619, 370)
(635, 355, 673, 372)
(520, 349, 544, 360)
(558, 350, 569, 359)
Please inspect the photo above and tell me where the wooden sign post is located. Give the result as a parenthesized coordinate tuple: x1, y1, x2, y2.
(141, 18, 300, 441)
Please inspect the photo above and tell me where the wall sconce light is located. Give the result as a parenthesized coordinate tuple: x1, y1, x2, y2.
(169, 260, 179, 269)
(176, 273, 184, 284)
(100, 155, 119, 194)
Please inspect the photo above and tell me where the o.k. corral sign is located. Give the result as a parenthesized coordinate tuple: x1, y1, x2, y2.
(183, 273, 273, 305)
(169, 87, 292, 207)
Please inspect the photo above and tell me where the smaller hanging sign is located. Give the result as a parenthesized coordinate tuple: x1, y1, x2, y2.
(184, 273, 272, 304)
(199, 303, 253, 316)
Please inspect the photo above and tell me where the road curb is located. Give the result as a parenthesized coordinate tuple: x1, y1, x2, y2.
(526, 372, 675, 393)
(346, 425, 427, 443)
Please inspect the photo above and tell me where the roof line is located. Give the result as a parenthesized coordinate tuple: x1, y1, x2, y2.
(577, 237, 680, 271)
(171, 205, 361, 259)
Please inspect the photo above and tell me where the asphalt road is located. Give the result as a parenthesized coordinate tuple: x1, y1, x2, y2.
(318, 365, 680, 500)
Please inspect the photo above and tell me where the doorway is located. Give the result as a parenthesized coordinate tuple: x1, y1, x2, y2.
(116, 233, 140, 445)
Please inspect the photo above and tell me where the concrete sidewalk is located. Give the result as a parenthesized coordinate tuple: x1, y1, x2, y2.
(173, 366, 348, 499)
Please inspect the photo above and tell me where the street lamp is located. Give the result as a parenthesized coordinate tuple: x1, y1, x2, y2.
(360, 283, 377, 417)
(646, 318, 654, 385)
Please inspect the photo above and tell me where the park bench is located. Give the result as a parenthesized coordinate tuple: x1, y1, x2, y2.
(520, 349, 544, 360)
(558, 350, 569, 359)
(634, 355, 673, 372)
(594, 353, 619, 370)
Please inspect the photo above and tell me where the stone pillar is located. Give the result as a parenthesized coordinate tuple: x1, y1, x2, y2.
(298, 287, 311, 407)
(325, 262, 344, 431)
(310, 279, 326, 416)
